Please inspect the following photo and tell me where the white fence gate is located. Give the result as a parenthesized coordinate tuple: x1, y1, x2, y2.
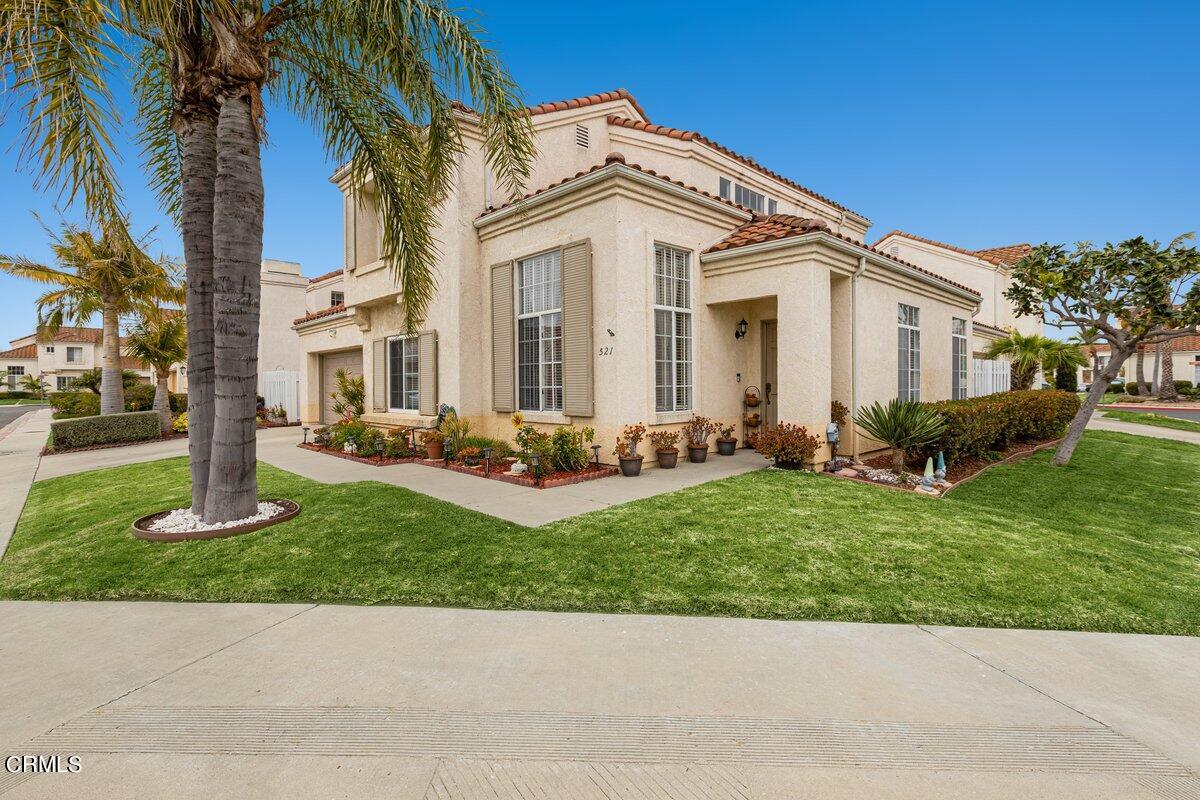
(261, 370, 300, 422)
(973, 358, 1010, 397)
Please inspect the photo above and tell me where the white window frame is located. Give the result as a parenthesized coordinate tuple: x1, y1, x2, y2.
(719, 177, 776, 214)
(56, 376, 72, 391)
(330, 290, 345, 307)
(952, 318, 968, 400)
(45, 346, 54, 354)
(386, 334, 420, 412)
(516, 250, 563, 413)
(5, 366, 24, 392)
(653, 243, 693, 413)
(66, 346, 83, 364)
(898, 304, 921, 402)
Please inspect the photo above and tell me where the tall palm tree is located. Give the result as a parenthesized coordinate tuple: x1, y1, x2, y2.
(2, 0, 536, 522)
(0, 223, 179, 414)
(125, 310, 188, 431)
(985, 332, 1086, 391)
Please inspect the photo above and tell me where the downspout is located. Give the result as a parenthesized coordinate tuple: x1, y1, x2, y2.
(851, 255, 867, 457)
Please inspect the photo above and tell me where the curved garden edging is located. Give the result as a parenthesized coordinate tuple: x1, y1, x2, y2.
(131, 499, 300, 542)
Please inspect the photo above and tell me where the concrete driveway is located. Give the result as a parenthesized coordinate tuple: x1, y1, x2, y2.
(0, 602, 1196, 799)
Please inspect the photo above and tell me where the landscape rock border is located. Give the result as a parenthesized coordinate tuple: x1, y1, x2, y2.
(131, 499, 300, 542)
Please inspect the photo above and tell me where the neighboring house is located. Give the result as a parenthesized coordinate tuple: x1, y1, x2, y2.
(872, 231, 1045, 395)
(293, 88, 991, 464)
(1082, 337, 1199, 389)
(1, 328, 154, 392)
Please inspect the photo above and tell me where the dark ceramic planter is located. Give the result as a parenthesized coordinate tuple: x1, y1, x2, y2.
(716, 438, 737, 456)
(687, 444, 709, 463)
(618, 456, 644, 477)
(656, 449, 678, 469)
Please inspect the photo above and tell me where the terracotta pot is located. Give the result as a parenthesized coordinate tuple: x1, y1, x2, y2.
(687, 444, 709, 463)
(656, 449, 678, 469)
(425, 439, 444, 460)
(716, 438, 737, 456)
(618, 456, 644, 477)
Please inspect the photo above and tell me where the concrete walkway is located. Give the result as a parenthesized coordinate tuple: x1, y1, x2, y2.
(0, 409, 52, 556)
(0, 601, 1196, 798)
(34, 426, 769, 526)
(1088, 414, 1200, 446)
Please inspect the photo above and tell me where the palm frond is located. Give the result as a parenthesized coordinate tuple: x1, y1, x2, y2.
(131, 42, 183, 222)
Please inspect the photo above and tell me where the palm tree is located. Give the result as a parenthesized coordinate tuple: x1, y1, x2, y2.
(0, 223, 179, 415)
(125, 310, 187, 431)
(18, 373, 47, 399)
(2, 1, 536, 523)
(1159, 338, 1178, 400)
(984, 332, 1086, 391)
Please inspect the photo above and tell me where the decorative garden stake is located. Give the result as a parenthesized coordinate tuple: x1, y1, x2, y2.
(921, 457, 935, 492)
(934, 451, 946, 482)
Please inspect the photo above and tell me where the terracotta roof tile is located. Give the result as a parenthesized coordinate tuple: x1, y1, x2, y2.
(38, 326, 103, 344)
(607, 115, 863, 219)
(477, 152, 753, 219)
(120, 356, 148, 371)
(307, 268, 344, 285)
(0, 343, 37, 359)
(705, 215, 982, 298)
(873, 230, 1032, 266)
(454, 88, 650, 123)
(294, 303, 346, 326)
(971, 321, 1011, 337)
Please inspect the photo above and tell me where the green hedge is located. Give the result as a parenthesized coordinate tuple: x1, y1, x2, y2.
(0, 391, 38, 400)
(924, 390, 1080, 464)
(49, 391, 101, 419)
(50, 411, 162, 450)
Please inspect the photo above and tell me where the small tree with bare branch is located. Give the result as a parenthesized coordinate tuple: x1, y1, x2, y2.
(1006, 235, 1200, 465)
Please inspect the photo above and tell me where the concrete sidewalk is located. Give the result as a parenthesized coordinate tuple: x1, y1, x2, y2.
(0, 602, 1196, 798)
(1088, 414, 1200, 446)
(0, 409, 52, 557)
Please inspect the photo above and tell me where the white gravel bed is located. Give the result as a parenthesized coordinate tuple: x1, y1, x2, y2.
(148, 502, 286, 533)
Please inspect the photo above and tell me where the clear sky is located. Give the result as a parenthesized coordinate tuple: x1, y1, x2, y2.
(2, 0, 1197, 347)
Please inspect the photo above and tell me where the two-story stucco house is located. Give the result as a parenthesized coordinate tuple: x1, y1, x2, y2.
(1, 328, 155, 392)
(294, 89, 1025, 464)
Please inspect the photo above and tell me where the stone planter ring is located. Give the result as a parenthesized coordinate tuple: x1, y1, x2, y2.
(131, 499, 301, 542)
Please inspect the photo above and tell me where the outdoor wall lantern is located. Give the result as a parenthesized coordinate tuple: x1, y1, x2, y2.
(734, 318, 749, 340)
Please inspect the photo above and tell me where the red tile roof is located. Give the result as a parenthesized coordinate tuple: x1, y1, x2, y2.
(121, 356, 148, 371)
(607, 115, 862, 219)
(454, 88, 650, 123)
(308, 268, 344, 285)
(705, 214, 983, 298)
(477, 152, 753, 219)
(971, 321, 1011, 338)
(37, 326, 103, 344)
(873, 230, 1033, 266)
(294, 303, 347, 326)
(0, 343, 36, 359)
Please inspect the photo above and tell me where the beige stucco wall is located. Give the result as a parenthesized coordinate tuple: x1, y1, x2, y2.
(305, 274, 345, 313)
(258, 261, 307, 388)
(296, 315, 364, 423)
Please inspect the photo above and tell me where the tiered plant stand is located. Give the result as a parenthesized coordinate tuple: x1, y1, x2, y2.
(742, 385, 762, 448)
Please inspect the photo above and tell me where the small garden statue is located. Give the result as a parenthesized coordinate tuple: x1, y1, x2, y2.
(919, 456, 935, 492)
(934, 451, 946, 482)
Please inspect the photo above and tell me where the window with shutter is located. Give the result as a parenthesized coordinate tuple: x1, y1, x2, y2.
(387, 336, 420, 411)
(418, 331, 437, 416)
(561, 240, 593, 417)
(517, 251, 563, 412)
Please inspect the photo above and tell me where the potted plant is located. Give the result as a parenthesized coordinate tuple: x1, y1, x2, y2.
(420, 429, 446, 460)
(271, 403, 288, 424)
(715, 424, 737, 456)
(614, 423, 646, 477)
(755, 422, 820, 470)
(648, 429, 680, 469)
(744, 387, 760, 407)
(680, 416, 718, 463)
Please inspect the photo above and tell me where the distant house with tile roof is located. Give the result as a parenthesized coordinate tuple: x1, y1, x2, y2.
(1, 327, 155, 393)
(294, 88, 1015, 463)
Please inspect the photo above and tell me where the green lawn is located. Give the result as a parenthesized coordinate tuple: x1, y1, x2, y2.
(1, 430, 1198, 635)
(1103, 409, 1200, 434)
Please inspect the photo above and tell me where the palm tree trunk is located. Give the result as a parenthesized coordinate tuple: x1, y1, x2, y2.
(100, 303, 123, 414)
(1053, 347, 1131, 466)
(153, 368, 172, 433)
(1011, 361, 1036, 391)
(1160, 339, 1178, 401)
(204, 95, 262, 524)
(181, 114, 218, 516)
(1135, 348, 1148, 395)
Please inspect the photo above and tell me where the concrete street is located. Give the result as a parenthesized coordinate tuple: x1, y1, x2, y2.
(0, 602, 1197, 799)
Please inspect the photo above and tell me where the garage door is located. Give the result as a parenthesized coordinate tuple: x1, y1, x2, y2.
(320, 349, 363, 424)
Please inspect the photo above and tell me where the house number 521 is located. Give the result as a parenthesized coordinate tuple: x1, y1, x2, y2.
(598, 346, 614, 356)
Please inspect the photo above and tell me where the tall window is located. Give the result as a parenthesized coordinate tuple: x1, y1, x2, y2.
(654, 244, 693, 412)
(952, 318, 967, 400)
(387, 336, 419, 411)
(57, 376, 72, 391)
(517, 250, 562, 412)
(5, 366, 23, 391)
(898, 304, 921, 402)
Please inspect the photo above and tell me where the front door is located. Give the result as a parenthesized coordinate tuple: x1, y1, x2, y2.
(762, 320, 778, 427)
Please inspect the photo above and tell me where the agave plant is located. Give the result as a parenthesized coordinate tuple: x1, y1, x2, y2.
(854, 399, 946, 474)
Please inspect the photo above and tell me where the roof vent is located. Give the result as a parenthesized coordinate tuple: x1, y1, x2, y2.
(575, 123, 590, 148)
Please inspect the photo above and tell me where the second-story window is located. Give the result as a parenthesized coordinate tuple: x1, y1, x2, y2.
(719, 177, 776, 214)
(66, 346, 83, 364)
(654, 244, 693, 413)
(517, 250, 562, 412)
(45, 346, 54, 354)
(330, 290, 345, 307)
(952, 318, 967, 400)
(898, 304, 921, 402)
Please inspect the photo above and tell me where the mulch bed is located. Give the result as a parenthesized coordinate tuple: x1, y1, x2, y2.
(297, 442, 617, 488)
(861, 439, 1057, 484)
(42, 431, 188, 456)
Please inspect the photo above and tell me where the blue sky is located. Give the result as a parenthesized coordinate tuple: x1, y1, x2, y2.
(2, 0, 1197, 347)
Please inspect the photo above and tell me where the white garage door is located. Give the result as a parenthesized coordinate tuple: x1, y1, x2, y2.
(320, 349, 363, 424)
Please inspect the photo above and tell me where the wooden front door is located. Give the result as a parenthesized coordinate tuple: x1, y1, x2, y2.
(762, 320, 778, 427)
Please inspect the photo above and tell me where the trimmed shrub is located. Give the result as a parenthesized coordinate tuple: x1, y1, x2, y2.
(460, 435, 514, 459)
(1172, 380, 1193, 390)
(49, 391, 101, 419)
(172, 412, 189, 433)
(755, 423, 821, 467)
(169, 392, 187, 413)
(926, 390, 1079, 464)
(0, 391, 38, 400)
(50, 411, 161, 450)
(124, 383, 158, 411)
(1054, 364, 1078, 392)
(1124, 381, 1142, 395)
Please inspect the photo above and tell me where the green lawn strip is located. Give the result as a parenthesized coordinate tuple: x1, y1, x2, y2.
(1103, 409, 1200, 434)
(1, 431, 1197, 635)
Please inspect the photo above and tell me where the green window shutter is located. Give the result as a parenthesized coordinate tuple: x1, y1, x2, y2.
(418, 331, 437, 416)
(561, 240, 593, 417)
(372, 339, 386, 411)
(491, 261, 515, 412)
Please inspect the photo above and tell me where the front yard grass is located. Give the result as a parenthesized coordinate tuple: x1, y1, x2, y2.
(1103, 409, 1200, 434)
(1, 430, 1197, 635)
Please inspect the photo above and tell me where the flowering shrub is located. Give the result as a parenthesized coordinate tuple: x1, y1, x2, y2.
(755, 423, 820, 467)
(172, 412, 188, 433)
(550, 426, 594, 472)
(648, 429, 680, 452)
(614, 423, 646, 459)
(680, 415, 718, 447)
(925, 390, 1080, 463)
(717, 424, 736, 441)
